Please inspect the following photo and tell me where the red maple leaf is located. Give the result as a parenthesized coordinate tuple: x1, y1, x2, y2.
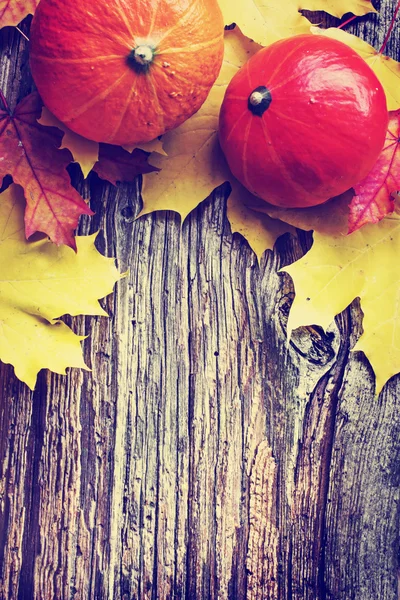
(92, 144, 158, 186)
(0, 0, 39, 28)
(348, 111, 400, 234)
(0, 92, 93, 249)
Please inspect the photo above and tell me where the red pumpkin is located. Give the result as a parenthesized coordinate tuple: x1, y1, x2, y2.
(219, 34, 388, 208)
(30, 0, 224, 145)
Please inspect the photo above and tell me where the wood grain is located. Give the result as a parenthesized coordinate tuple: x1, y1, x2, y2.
(0, 4, 400, 599)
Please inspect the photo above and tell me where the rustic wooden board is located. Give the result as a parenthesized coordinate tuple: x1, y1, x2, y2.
(0, 3, 399, 599)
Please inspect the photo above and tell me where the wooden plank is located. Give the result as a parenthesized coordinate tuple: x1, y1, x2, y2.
(0, 4, 399, 599)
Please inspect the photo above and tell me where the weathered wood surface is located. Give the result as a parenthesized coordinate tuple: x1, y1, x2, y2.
(0, 4, 399, 599)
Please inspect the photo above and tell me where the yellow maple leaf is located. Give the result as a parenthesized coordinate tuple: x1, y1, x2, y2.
(217, 0, 374, 46)
(39, 107, 99, 178)
(0, 184, 123, 389)
(283, 213, 400, 394)
(141, 28, 261, 220)
(312, 27, 400, 111)
(301, 0, 375, 18)
(247, 191, 353, 237)
(227, 180, 296, 258)
(217, 0, 311, 45)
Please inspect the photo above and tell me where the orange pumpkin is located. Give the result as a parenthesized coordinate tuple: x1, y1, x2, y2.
(30, 0, 224, 145)
(219, 34, 388, 209)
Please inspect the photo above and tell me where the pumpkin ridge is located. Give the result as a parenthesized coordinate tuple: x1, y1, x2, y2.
(29, 54, 123, 65)
(106, 79, 140, 142)
(271, 109, 329, 133)
(223, 108, 249, 144)
(272, 108, 364, 149)
(244, 58, 252, 90)
(113, 0, 135, 40)
(62, 70, 130, 122)
(271, 108, 365, 176)
(156, 0, 204, 46)
(259, 117, 313, 197)
(146, 72, 166, 131)
(151, 60, 212, 88)
(257, 44, 302, 90)
(68, 26, 132, 52)
(241, 118, 253, 192)
(146, 0, 161, 39)
(159, 35, 223, 55)
(268, 72, 308, 94)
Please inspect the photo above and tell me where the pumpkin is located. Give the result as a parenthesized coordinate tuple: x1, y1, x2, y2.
(218, 34, 388, 209)
(30, 0, 224, 145)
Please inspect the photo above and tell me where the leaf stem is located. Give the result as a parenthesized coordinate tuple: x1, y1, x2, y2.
(379, 0, 400, 54)
(0, 90, 9, 112)
(337, 15, 358, 29)
(15, 26, 30, 42)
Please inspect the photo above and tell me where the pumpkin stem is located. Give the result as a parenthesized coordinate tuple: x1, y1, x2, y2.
(248, 86, 272, 117)
(127, 45, 155, 72)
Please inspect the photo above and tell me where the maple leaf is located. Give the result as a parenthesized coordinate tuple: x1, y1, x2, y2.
(247, 191, 353, 237)
(312, 28, 400, 111)
(0, 92, 93, 249)
(217, 0, 374, 46)
(227, 179, 296, 258)
(349, 111, 400, 233)
(39, 107, 99, 178)
(123, 139, 166, 156)
(301, 0, 375, 18)
(39, 108, 165, 180)
(0, 184, 122, 389)
(0, 0, 38, 28)
(283, 212, 400, 394)
(92, 144, 158, 186)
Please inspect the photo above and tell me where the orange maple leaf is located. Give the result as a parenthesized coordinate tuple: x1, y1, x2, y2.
(349, 110, 400, 234)
(0, 0, 39, 28)
(0, 92, 93, 249)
